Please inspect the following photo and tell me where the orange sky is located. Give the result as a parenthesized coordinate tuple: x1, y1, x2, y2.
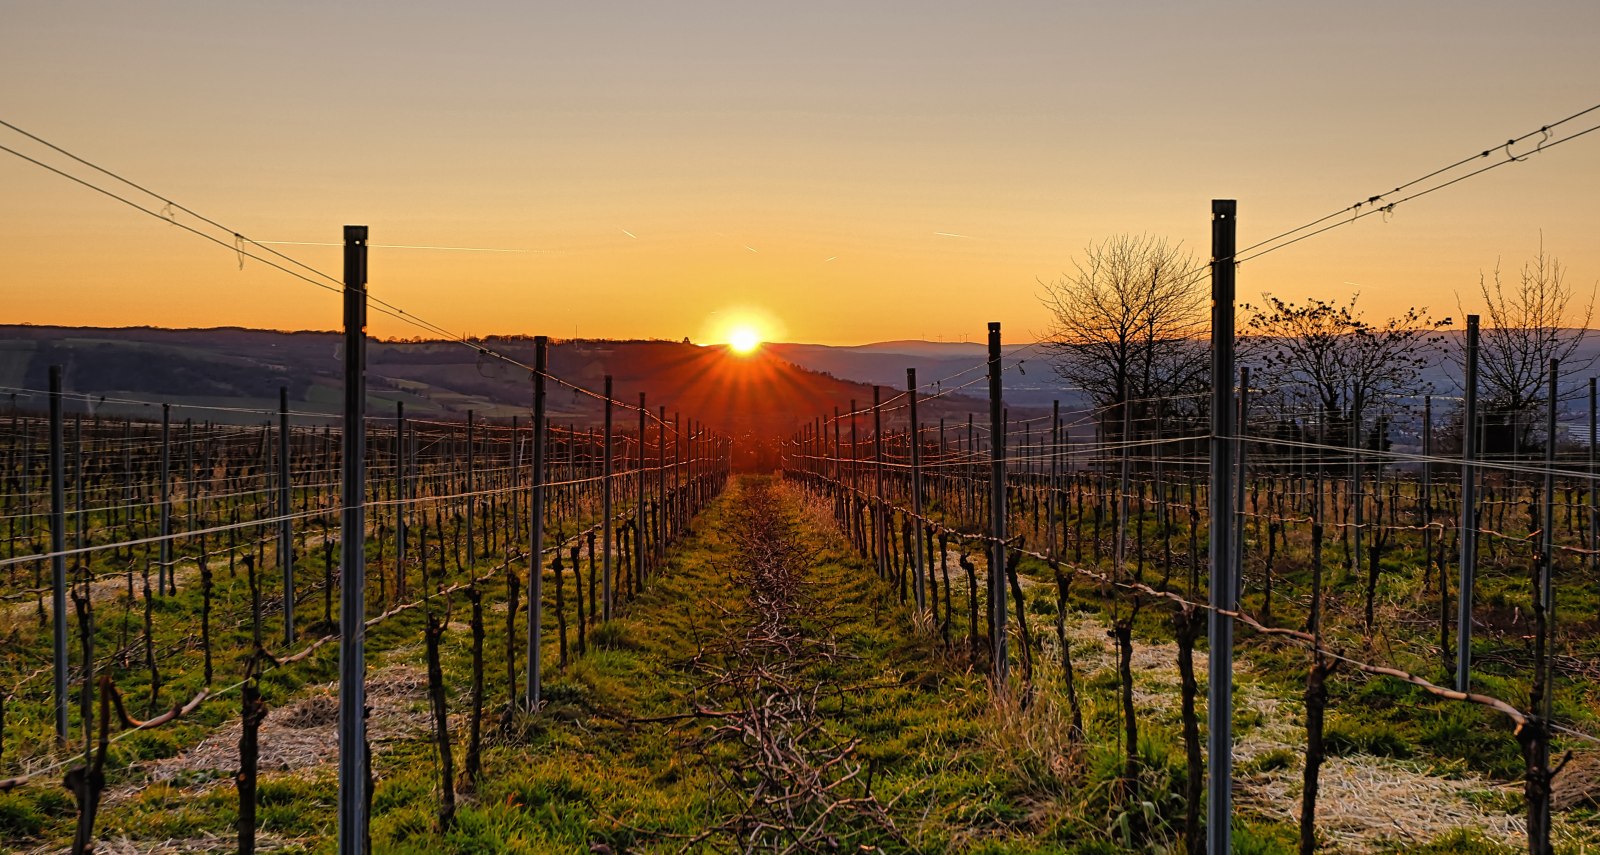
(3, 2, 1599, 345)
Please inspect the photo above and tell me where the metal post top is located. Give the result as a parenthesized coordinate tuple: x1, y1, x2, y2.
(343, 225, 368, 241)
(1212, 199, 1237, 216)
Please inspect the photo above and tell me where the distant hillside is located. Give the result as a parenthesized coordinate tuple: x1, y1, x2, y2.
(768, 340, 1078, 411)
(0, 326, 1024, 470)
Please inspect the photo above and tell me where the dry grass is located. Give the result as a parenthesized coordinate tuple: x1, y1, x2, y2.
(47, 833, 311, 853)
(116, 662, 432, 796)
(1034, 598, 1569, 852)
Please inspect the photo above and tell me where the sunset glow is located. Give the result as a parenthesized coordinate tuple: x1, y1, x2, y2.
(728, 327, 761, 354)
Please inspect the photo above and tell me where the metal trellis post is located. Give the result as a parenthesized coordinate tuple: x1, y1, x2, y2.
(1207, 199, 1237, 855)
(336, 224, 370, 855)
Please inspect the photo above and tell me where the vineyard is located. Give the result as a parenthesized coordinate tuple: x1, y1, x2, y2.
(1, 106, 1600, 855)
(0, 322, 733, 851)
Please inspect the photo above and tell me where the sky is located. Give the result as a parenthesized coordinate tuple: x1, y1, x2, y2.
(3, 1, 1599, 346)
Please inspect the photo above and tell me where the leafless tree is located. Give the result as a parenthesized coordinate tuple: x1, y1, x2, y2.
(1241, 294, 1448, 446)
(1040, 234, 1208, 436)
(1463, 240, 1595, 455)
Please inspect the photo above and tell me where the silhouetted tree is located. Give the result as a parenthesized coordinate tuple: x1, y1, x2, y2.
(1041, 234, 1208, 437)
(1461, 240, 1595, 456)
(1242, 294, 1448, 448)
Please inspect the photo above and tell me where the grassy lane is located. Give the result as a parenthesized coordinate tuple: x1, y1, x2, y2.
(418, 475, 1290, 854)
(408, 474, 1009, 852)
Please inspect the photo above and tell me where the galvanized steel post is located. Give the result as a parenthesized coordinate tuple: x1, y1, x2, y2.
(336, 224, 370, 854)
(280, 387, 294, 644)
(602, 376, 614, 620)
(986, 323, 1008, 688)
(527, 337, 548, 710)
(49, 365, 68, 744)
(1457, 315, 1480, 692)
(908, 368, 926, 611)
(1207, 199, 1237, 855)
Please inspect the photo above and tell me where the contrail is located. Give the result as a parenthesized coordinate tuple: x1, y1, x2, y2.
(258, 241, 537, 253)
(934, 232, 972, 239)
(743, 245, 758, 253)
(824, 256, 837, 262)
(620, 228, 637, 239)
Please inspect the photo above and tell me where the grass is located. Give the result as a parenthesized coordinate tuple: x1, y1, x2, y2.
(10, 466, 1594, 852)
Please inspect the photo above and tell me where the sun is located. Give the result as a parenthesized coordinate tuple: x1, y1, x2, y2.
(728, 327, 762, 355)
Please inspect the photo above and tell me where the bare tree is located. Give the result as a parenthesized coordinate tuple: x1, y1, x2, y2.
(1242, 294, 1448, 446)
(1464, 240, 1595, 455)
(1041, 234, 1208, 436)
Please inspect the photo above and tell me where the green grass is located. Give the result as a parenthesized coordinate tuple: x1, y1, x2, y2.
(15, 468, 1582, 852)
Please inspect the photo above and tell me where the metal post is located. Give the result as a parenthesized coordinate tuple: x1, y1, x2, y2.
(1119, 377, 1134, 579)
(1236, 367, 1250, 596)
(1207, 199, 1237, 855)
(1457, 315, 1480, 693)
(1589, 378, 1596, 580)
(967, 414, 976, 528)
(908, 368, 926, 611)
(833, 407, 841, 489)
(850, 400, 858, 496)
(159, 403, 170, 595)
(637, 393, 646, 590)
(75, 415, 86, 556)
(280, 387, 294, 644)
(184, 417, 193, 584)
(1541, 359, 1557, 723)
(872, 387, 885, 579)
(1424, 395, 1438, 664)
(657, 406, 666, 565)
(336, 224, 369, 855)
(1352, 385, 1364, 581)
(986, 322, 1008, 688)
(466, 410, 476, 566)
(526, 337, 547, 710)
(673, 412, 682, 538)
(48, 365, 68, 744)
(1049, 400, 1060, 560)
(76, 413, 92, 757)
(511, 413, 520, 513)
(602, 376, 614, 620)
(394, 401, 405, 602)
